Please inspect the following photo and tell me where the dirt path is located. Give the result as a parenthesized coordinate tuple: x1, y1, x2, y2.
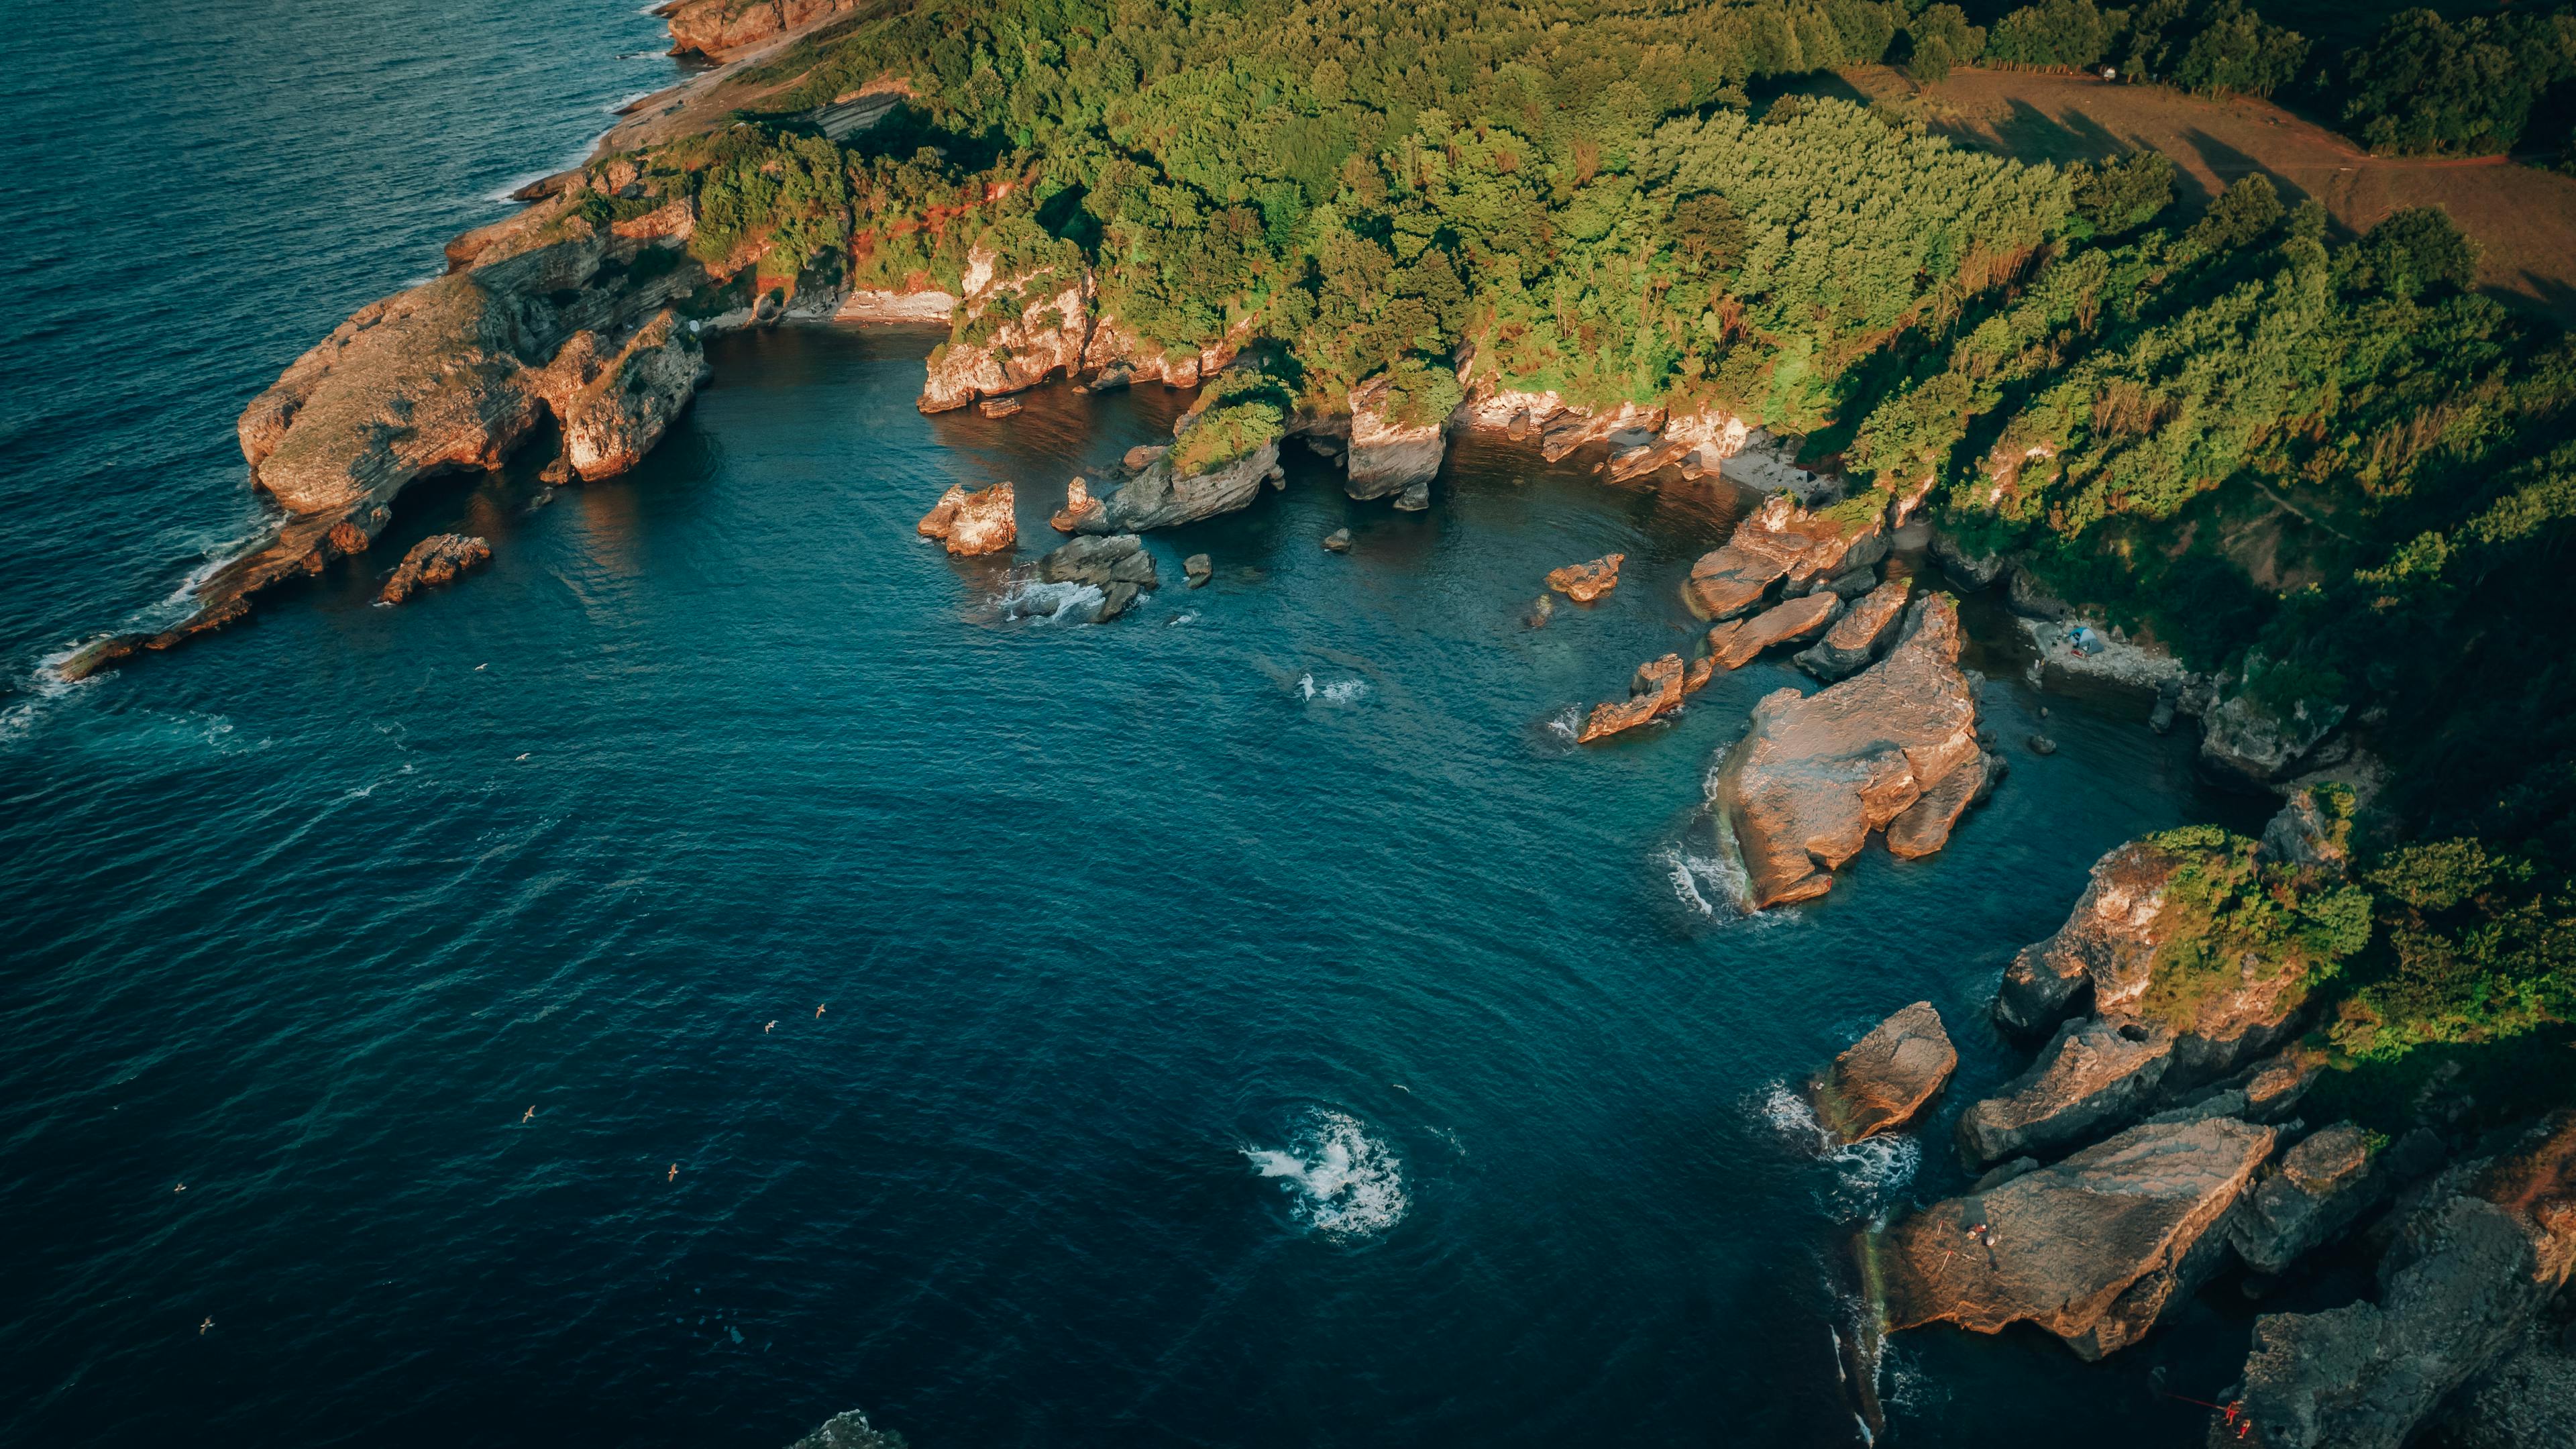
(1831, 66, 2576, 325)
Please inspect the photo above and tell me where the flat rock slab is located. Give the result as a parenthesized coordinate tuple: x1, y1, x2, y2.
(1546, 554, 1623, 602)
(1706, 592, 1842, 670)
(1811, 1002, 1957, 1142)
(1880, 1115, 2277, 1360)
(1684, 494, 1884, 620)
(1578, 654, 1684, 743)
(380, 534, 491, 605)
(1958, 1016, 2174, 1165)
(1715, 594, 1984, 908)
(1797, 576, 1911, 681)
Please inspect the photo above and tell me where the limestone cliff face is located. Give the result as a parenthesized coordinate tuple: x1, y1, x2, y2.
(661, 0, 863, 57)
(1344, 374, 1448, 509)
(1715, 594, 1992, 908)
(64, 189, 712, 678)
(918, 249, 1093, 413)
(1994, 841, 2183, 1035)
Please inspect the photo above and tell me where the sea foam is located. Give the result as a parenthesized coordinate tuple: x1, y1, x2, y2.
(1244, 1107, 1407, 1239)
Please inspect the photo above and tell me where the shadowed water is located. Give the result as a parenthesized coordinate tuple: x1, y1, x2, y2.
(3, 6, 2272, 1447)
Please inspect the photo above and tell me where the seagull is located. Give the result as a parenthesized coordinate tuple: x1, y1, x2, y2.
(515, 753, 531, 761)
(814, 1003, 826, 1019)
(764, 1020, 776, 1033)
(1392, 1083, 1412, 1093)
(174, 1183, 186, 1193)
(475, 663, 488, 672)
(199, 1317, 213, 1335)
(522, 1106, 536, 1124)
(667, 1163, 680, 1183)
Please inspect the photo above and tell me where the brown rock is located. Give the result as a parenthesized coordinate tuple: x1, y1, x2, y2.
(977, 396, 1022, 419)
(918, 250, 1091, 413)
(1884, 749, 1993, 859)
(533, 310, 708, 480)
(1713, 594, 1984, 907)
(1577, 654, 1686, 744)
(1878, 1115, 2279, 1360)
(1994, 841, 2183, 1035)
(1122, 445, 1169, 473)
(1811, 1002, 1958, 1143)
(1682, 653, 1715, 694)
(1346, 374, 1448, 507)
(1684, 494, 1886, 621)
(1703, 592, 1843, 670)
(1958, 1018, 2174, 1165)
(1050, 477, 1101, 533)
(1546, 554, 1623, 602)
(1796, 576, 1911, 682)
(379, 534, 491, 605)
(664, 0, 869, 58)
(916, 482, 1016, 557)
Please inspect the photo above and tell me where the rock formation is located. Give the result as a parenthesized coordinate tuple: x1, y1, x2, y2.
(1577, 655, 1686, 743)
(1810, 1002, 1958, 1143)
(1713, 594, 1992, 907)
(918, 249, 1093, 413)
(62, 188, 713, 679)
(1959, 1018, 2174, 1165)
(1079, 442, 1281, 533)
(1929, 529, 2006, 590)
(1036, 533, 1157, 622)
(2229, 1123, 2445, 1276)
(1684, 494, 1888, 621)
(1795, 577, 1911, 682)
(1049, 477, 1100, 533)
(378, 534, 492, 605)
(1546, 555, 1623, 602)
(1994, 840, 2185, 1036)
(1345, 374, 1446, 510)
(1183, 553, 1212, 587)
(1703, 592, 1842, 671)
(1322, 528, 1351, 552)
(1878, 1115, 2279, 1360)
(917, 482, 1016, 557)
(2224, 1113, 2576, 1448)
(661, 0, 867, 58)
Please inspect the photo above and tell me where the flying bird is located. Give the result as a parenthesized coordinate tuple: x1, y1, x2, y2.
(814, 1004, 826, 1019)
(522, 1106, 536, 1123)
(199, 1317, 213, 1335)
(667, 1163, 680, 1183)
(765, 1020, 777, 1033)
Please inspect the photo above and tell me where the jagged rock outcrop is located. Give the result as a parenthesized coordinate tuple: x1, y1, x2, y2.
(1546, 555, 1623, 602)
(1796, 577, 1912, 682)
(1049, 477, 1100, 533)
(2200, 667, 2349, 785)
(535, 309, 708, 479)
(1684, 494, 1888, 621)
(2225, 1114, 2576, 1448)
(1703, 592, 1841, 671)
(662, 0, 867, 58)
(1714, 594, 1989, 907)
(1453, 387, 1670, 466)
(1345, 376, 1445, 509)
(62, 192, 708, 679)
(2438, 1305, 2576, 1449)
(918, 249, 1091, 413)
(2231, 1123, 2445, 1276)
(1603, 411, 1752, 483)
(917, 482, 1016, 557)
(1929, 529, 2006, 590)
(378, 534, 491, 605)
(1995, 841, 2182, 1035)
(1811, 1002, 1958, 1144)
(2259, 782, 2357, 875)
(1960, 1018, 2174, 1165)
(1078, 442, 1279, 533)
(1036, 533, 1157, 621)
(1077, 317, 1240, 390)
(1577, 655, 1686, 744)
(1880, 1115, 2279, 1360)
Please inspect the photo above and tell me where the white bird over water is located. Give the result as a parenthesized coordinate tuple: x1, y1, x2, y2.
(522, 1106, 536, 1123)
(199, 1317, 213, 1335)
(515, 753, 530, 761)
(667, 1163, 680, 1183)
(765, 1020, 777, 1033)
(815, 1003, 826, 1019)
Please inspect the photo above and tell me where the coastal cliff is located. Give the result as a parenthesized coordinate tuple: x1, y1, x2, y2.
(659, 0, 866, 58)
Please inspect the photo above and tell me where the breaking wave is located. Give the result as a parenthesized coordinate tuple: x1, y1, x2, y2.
(1756, 1083, 1921, 1220)
(995, 580, 1103, 625)
(1297, 672, 1369, 705)
(1244, 1107, 1407, 1240)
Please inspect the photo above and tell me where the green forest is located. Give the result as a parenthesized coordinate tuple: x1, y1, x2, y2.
(598, 0, 2573, 1112)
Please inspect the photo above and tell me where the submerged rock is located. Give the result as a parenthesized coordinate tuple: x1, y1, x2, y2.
(1546, 554, 1623, 602)
(2226, 1113, 2576, 1448)
(1810, 1002, 1958, 1144)
(1684, 494, 1886, 621)
(916, 482, 1017, 557)
(1577, 655, 1686, 744)
(1795, 577, 1911, 682)
(1713, 594, 1986, 908)
(1879, 1115, 2278, 1360)
(1704, 592, 1842, 671)
(785, 1406, 911, 1449)
(379, 534, 491, 605)
(1524, 594, 1554, 628)
(1322, 528, 1352, 553)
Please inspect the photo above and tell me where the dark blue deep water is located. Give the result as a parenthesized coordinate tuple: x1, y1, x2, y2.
(3, 5, 2268, 1446)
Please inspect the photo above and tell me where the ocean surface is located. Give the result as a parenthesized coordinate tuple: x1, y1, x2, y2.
(1, 5, 2271, 1446)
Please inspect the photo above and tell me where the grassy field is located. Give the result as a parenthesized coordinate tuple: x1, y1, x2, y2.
(1822, 66, 2576, 325)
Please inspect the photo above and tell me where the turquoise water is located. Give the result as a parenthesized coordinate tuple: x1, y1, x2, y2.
(2, 7, 2265, 1446)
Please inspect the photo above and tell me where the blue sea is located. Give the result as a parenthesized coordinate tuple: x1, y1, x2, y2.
(1, 3, 2269, 1444)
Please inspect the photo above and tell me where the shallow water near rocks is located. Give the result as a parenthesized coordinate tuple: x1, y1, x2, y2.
(4, 7, 2273, 1446)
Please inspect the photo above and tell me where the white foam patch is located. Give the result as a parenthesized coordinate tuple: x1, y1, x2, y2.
(1544, 703, 1582, 743)
(1244, 1108, 1407, 1240)
(1756, 1083, 1921, 1220)
(1297, 673, 1368, 705)
(996, 580, 1103, 625)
